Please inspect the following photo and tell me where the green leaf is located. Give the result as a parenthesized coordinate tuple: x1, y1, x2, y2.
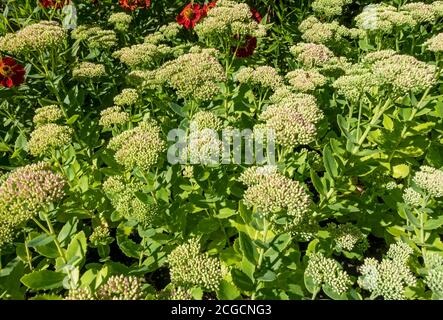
(323, 145, 338, 178)
(231, 268, 254, 292)
(66, 231, 87, 267)
(216, 279, 241, 300)
(392, 164, 410, 179)
(323, 284, 348, 300)
(216, 208, 237, 219)
(424, 216, 443, 230)
(239, 232, 258, 264)
(20, 270, 66, 290)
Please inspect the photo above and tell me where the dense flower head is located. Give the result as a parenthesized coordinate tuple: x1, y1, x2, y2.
(240, 168, 311, 224)
(424, 33, 443, 53)
(186, 128, 222, 165)
(412, 166, 443, 198)
(361, 50, 397, 64)
(355, 4, 416, 33)
(0, 21, 66, 55)
(168, 238, 222, 291)
(33, 105, 64, 126)
(401, 2, 437, 24)
(65, 287, 94, 300)
(371, 54, 436, 95)
(89, 224, 111, 245)
(0, 221, 14, 248)
(170, 286, 193, 300)
(194, 0, 266, 43)
(113, 43, 172, 69)
(177, 3, 202, 29)
(96, 275, 144, 300)
(190, 111, 222, 131)
(402, 187, 422, 207)
(305, 252, 352, 295)
(28, 124, 73, 156)
(235, 66, 283, 91)
(114, 89, 139, 106)
(358, 242, 416, 300)
(119, 0, 151, 11)
(159, 22, 183, 39)
(108, 121, 165, 171)
(99, 106, 129, 129)
(332, 71, 374, 101)
(156, 51, 226, 101)
(424, 253, 443, 296)
(311, 0, 352, 18)
(269, 88, 324, 124)
(0, 57, 25, 88)
(260, 103, 317, 147)
(71, 26, 117, 49)
(0, 162, 66, 227)
(326, 223, 368, 252)
(108, 12, 133, 32)
(290, 43, 334, 68)
(299, 16, 363, 45)
(286, 69, 326, 92)
(72, 62, 106, 79)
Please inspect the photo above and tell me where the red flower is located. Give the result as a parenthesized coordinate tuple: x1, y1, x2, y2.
(0, 57, 26, 88)
(177, 3, 202, 29)
(39, 0, 70, 9)
(119, 0, 151, 10)
(234, 36, 257, 58)
(202, 1, 217, 17)
(232, 8, 263, 58)
(250, 8, 262, 23)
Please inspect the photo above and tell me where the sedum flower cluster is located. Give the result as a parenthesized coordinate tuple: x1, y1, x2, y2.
(305, 252, 352, 295)
(0, 163, 65, 247)
(108, 120, 165, 171)
(194, 0, 266, 42)
(285, 69, 326, 92)
(355, 4, 416, 33)
(235, 66, 283, 91)
(333, 52, 436, 100)
(168, 238, 222, 292)
(103, 176, 159, 227)
(299, 16, 363, 46)
(186, 129, 222, 165)
(33, 105, 64, 126)
(311, 0, 353, 18)
(259, 96, 318, 148)
(358, 242, 416, 300)
(96, 275, 144, 300)
(424, 33, 443, 53)
(71, 25, 117, 49)
(290, 43, 335, 69)
(190, 111, 223, 131)
(114, 89, 139, 107)
(423, 253, 443, 297)
(65, 287, 95, 300)
(0, 21, 66, 55)
(99, 106, 129, 129)
(326, 222, 368, 252)
(113, 43, 172, 69)
(89, 224, 112, 246)
(401, 2, 440, 24)
(72, 62, 106, 79)
(108, 12, 133, 32)
(28, 123, 73, 156)
(156, 51, 226, 101)
(402, 187, 423, 208)
(412, 166, 443, 198)
(240, 167, 311, 225)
